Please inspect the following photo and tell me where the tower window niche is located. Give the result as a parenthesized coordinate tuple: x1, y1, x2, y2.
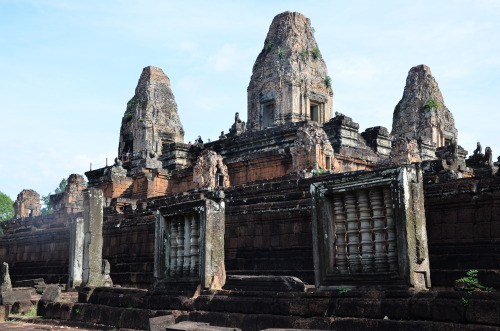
(310, 102, 320, 122)
(262, 102, 275, 128)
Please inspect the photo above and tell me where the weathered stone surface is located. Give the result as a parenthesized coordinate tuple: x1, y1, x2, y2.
(193, 150, 230, 189)
(390, 137, 422, 165)
(149, 314, 176, 331)
(392, 65, 457, 150)
(0, 263, 12, 292)
(68, 216, 84, 289)
(40, 285, 61, 302)
(248, 11, 333, 129)
(118, 66, 184, 160)
(0, 289, 31, 305)
(290, 122, 333, 172)
(13, 189, 41, 218)
(224, 275, 306, 292)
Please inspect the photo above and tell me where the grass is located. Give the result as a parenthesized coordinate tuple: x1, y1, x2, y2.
(312, 48, 322, 59)
(300, 49, 309, 61)
(325, 76, 332, 88)
(25, 305, 37, 316)
(278, 48, 287, 59)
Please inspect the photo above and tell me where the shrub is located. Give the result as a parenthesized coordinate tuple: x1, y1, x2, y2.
(312, 48, 322, 59)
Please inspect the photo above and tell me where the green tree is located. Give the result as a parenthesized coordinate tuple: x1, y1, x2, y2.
(41, 178, 67, 215)
(0, 191, 14, 221)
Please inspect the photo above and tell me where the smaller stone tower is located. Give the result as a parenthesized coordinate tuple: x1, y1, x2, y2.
(391, 65, 457, 148)
(247, 11, 333, 130)
(118, 66, 184, 160)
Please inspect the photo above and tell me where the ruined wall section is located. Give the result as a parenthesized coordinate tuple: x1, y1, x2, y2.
(50, 174, 87, 213)
(118, 66, 184, 160)
(248, 11, 333, 129)
(13, 189, 41, 219)
(392, 65, 457, 152)
(0, 212, 73, 284)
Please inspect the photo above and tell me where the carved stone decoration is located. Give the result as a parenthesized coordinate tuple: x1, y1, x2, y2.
(13, 189, 41, 219)
(248, 11, 333, 129)
(371, 188, 389, 273)
(391, 64, 458, 150)
(154, 192, 226, 291)
(290, 122, 334, 172)
(358, 190, 374, 272)
(118, 66, 185, 160)
(193, 150, 230, 189)
(383, 187, 398, 272)
(332, 195, 348, 274)
(311, 165, 431, 290)
(390, 137, 422, 166)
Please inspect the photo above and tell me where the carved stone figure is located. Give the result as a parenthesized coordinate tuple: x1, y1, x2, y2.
(229, 112, 247, 136)
(473, 142, 483, 156)
(484, 147, 493, 166)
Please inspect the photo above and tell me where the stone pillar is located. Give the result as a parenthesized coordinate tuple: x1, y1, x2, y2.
(68, 215, 84, 289)
(81, 188, 104, 287)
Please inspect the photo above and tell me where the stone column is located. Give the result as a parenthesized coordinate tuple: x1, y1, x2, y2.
(68, 215, 84, 289)
(81, 188, 104, 287)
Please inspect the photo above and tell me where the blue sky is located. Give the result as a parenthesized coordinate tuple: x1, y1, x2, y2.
(1, 0, 499, 201)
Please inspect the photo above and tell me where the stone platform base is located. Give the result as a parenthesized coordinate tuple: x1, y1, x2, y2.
(36, 287, 500, 330)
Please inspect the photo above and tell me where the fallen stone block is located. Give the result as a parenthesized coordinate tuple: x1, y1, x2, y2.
(10, 300, 33, 315)
(0, 305, 8, 322)
(0, 289, 31, 305)
(40, 285, 61, 303)
(14, 278, 45, 288)
(149, 314, 176, 331)
(224, 275, 306, 292)
(167, 321, 241, 331)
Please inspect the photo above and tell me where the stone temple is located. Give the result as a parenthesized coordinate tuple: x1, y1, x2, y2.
(1, 11, 499, 330)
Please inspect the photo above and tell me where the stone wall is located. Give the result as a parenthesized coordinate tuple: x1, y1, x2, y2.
(0, 212, 72, 284)
(424, 177, 500, 288)
(2, 171, 500, 290)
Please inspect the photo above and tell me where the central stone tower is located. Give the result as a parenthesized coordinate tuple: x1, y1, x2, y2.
(247, 12, 333, 130)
